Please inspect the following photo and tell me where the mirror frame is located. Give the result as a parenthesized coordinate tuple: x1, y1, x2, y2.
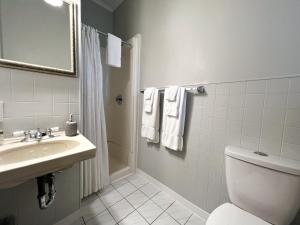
(0, 1, 77, 77)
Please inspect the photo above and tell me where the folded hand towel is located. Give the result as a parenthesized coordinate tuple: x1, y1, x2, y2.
(144, 88, 155, 113)
(165, 86, 179, 101)
(107, 33, 121, 67)
(164, 86, 180, 117)
(141, 88, 160, 143)
(161, 87, 187, 151)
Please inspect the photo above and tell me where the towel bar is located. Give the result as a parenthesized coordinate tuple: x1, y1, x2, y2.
(140, 85, 205, 95)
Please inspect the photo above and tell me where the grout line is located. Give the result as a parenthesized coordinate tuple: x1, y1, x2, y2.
(184, 214, 194, 225)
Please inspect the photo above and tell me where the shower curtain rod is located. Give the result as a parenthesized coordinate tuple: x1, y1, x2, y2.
(82, 24, 132, 47)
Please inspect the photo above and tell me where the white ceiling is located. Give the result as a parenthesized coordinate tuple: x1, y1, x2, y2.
(91, 0, 124, 12)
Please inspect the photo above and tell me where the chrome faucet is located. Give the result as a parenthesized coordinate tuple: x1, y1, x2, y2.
(14, 127, 59, 142)
(35, 128, 43, 141)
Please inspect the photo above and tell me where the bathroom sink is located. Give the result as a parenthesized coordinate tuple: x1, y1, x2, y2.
(0, 133, 96, 189)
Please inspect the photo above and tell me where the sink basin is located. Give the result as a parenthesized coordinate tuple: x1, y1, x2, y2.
(0, 133, 96, 188)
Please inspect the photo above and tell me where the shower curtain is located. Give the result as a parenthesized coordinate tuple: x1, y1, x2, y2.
(80, 25, 110, 198)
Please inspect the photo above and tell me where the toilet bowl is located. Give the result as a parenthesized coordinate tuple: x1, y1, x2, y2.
(206, 203, 270, 225)
(206, 146, 300, 225)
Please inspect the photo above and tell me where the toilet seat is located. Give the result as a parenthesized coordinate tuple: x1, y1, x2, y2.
(206, 203, 271, 225)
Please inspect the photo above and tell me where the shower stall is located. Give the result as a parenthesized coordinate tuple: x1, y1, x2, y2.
(102, 35, 140, 180)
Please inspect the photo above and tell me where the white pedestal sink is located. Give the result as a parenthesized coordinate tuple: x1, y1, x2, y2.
(0, 132, 96, 189)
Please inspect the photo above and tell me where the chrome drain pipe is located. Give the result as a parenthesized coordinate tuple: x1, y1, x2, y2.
(36, 173, 56, 209)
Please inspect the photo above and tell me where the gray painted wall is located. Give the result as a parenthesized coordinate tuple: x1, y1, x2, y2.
(114, 0, 300, 223)
(82, 0, 113, 47)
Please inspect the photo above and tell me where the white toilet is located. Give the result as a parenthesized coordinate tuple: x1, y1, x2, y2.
(206, 146, 300, 225)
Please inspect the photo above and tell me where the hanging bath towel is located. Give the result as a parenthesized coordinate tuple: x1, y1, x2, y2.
(141, 88, 160, 143)
(107, 33, 122, 67)
(161, 87, 187, 151)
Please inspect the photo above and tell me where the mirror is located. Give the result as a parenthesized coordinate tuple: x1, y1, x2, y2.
(0, 0, 77, 76)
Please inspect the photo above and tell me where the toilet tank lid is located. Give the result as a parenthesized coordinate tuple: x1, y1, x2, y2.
(225, 146, 300, 176)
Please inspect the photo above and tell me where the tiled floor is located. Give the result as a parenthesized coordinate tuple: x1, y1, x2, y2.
(69, 174, 206, 225)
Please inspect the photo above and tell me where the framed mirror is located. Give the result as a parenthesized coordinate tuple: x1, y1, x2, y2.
(0, 0, 77, 76)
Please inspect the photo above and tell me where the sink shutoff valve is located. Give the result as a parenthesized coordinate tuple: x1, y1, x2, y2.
(36, 173, 56, 209)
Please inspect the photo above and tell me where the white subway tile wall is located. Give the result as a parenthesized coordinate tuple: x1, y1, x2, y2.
(138, 76, 300, 214)
(0, 67, 79, 137)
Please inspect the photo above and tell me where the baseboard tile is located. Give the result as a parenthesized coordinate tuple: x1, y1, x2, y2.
(136, 168, 210, 221)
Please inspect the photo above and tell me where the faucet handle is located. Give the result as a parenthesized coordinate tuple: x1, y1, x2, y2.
(47, 127, 59, 138)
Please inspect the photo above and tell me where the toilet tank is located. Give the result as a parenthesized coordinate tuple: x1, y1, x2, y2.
(225, 146, 300, 225)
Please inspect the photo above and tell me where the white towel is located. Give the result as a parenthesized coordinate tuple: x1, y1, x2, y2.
(141, 88, 160, 143)
(165, 86, 179, 101)
(107, 33, 121, 67)
(161, 87, 187, 151)
(164, 86, 180, 117)
(144, 88, 155, 113)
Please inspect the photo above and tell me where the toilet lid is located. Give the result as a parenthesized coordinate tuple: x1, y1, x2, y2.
(206, 203, 271, 225)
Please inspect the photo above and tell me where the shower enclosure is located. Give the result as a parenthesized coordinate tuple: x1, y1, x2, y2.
(102, 35, 140, 180)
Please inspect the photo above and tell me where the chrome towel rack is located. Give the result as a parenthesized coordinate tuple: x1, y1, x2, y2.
(140, 85, 206, 95)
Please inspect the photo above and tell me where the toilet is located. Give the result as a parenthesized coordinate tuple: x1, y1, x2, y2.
(207, 146, 300, 225)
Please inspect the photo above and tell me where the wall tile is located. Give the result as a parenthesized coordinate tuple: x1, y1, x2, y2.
(281, 142, 300, 160)
(54, 103, 69, 116)
(4, 102, 36, 118)
(287, 93, 300, 109)
(246, 80, 266, 94)
(286, 108, 300, 128)
(245, 94, 265, 108)
(11, 70, 35, 102)
(34, 75, 53, 102)
(264, 93, 287, 108)
(0, 68, 12, 101)
(70, 103, 80, 115)
(266, 78, 289, 93)
(3, 117, 34, 137)
(283, 127, 300, 146)
(228, 82, 246, 95)
(289, 77, 300, 93)
(262, 107, 285, 125)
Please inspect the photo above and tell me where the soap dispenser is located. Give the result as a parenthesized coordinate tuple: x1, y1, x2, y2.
(65, 114, 78, 137)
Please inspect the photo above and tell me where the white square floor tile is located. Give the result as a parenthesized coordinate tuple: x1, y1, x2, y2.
(152, 213, 179, 225)
(140, 183, 160, 198)
(166, 201, 192, 225)
(126, 174, 149, 188)
(99, 185, 115, 196)
(119, 211, 148, 225)
(151, 191, 175, 210)
(115, 182, 137, 197)
(100, 188, 123, 208)
(81, 195, 106, 222)
(108, 199, 135, 222)
(86, 210, 116, 225)
(126, 190, 149, 209)
(185, 214, 206, 225)
(137, 200, 163, 224)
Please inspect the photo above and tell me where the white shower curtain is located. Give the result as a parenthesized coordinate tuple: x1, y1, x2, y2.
(80, 25, 110, 198)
